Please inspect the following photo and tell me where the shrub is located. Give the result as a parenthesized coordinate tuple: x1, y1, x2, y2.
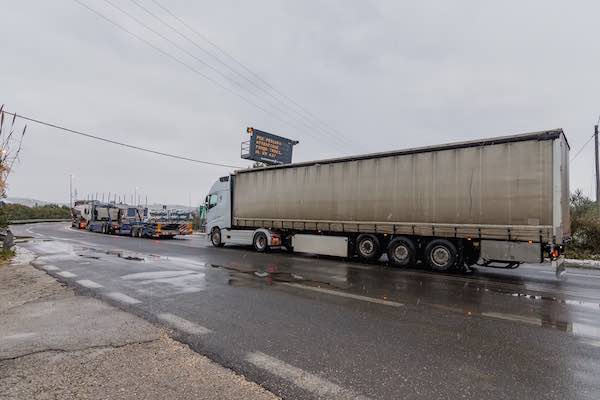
(0, 203, 71, 222)
(566, 190, 600, 259)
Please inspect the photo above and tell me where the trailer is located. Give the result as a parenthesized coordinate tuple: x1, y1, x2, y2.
(87, 203, 120, 234)
(118, 207, 192, 239)
(204, 129, 570, 275)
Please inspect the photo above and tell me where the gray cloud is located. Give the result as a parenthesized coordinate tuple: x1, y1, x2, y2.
(2, 0, 599, 205)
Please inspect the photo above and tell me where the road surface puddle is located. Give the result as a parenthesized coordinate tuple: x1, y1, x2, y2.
(211, 262, 345, 290)
(121, 270, 207, 294)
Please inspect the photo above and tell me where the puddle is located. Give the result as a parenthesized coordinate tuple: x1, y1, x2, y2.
(210, 262, 347, 291)
(104, 250, 144, 261)
(121, 270, 207, 294)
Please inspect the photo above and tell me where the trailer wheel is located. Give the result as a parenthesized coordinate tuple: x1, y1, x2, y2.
(210, 227, 224, 247)
(424, 239, 457, 272)
(253, 232, 269, 253)
(387, 237, 416, 267)
(356, 234, 381, 261)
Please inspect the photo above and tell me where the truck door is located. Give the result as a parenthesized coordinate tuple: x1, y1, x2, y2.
(206, 191, 231, 232)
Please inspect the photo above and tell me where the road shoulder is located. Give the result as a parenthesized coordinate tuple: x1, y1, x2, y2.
(0, 248, 278, 400)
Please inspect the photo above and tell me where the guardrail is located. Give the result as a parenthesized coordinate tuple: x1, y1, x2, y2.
(9, 219, 71, 225)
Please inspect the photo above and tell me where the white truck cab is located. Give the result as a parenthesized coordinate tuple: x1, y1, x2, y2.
(205, 176, 282, 250)
(205, 176, 232, 235)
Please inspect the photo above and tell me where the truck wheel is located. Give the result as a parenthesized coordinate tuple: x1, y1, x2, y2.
(356, 234, 381, 261)
(253, 232, 268, 252)
(424, 239, 457, 271)
(210, 228, 224, 247)
(387, 237, 416, 267)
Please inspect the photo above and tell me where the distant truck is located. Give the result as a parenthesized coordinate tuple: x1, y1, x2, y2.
(87, 203, 120, 234)
(120, 207, 192, 239)
(71, 201, 93, 229)
(204, 129, 570, 275)
(72, 202, 193, 239)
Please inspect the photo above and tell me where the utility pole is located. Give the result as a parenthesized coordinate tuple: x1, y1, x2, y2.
(595, 124, 599, 215)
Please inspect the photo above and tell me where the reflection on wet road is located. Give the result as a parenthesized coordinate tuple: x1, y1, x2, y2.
(13, 223, 600, 399)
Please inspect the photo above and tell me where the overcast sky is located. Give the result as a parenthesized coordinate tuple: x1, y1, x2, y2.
(2, 0, 599, 206)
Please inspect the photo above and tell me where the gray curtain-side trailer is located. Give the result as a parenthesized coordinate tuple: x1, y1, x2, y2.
(205, 129, 570, 274)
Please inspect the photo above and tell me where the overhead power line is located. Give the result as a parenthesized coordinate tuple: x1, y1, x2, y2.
(102, 0, 351, 150)
(148, 0, 358, 150)
(73, 0, 353, 151)
(1, 110, 242, 169)
(72, 0, 339, 151)
(570, 133, 595, 163)
(126, 0, 355, 150)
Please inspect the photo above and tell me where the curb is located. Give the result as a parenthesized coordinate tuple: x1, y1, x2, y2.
(564, 259, 600, 271)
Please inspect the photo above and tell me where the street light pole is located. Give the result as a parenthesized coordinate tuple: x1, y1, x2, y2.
(595, 124, 599, 215)
(69, 174, 73, 208)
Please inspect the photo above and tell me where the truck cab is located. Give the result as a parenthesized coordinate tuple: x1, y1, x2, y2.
(205, 176, 232, 239)
(205, 175, 282, 249)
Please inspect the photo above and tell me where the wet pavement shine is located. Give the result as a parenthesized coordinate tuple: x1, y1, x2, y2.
(12, 223, 600, 400)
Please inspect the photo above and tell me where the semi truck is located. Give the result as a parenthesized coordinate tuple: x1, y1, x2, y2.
(72, 202, 193, 239)
(71, 200, 94, 229)
(87, 203, 120, 234)
(204, 129, 570, 275)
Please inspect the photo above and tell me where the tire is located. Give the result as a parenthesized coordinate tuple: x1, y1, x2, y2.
(424, 239, 457, 272)
(387, 236, 416, 267)
(356, 234, 381, 261)
(210, 227, 224, 247)
(253, 232, 269, 253)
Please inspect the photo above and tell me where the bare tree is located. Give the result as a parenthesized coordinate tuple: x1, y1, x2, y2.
(0, 105, 27, 199)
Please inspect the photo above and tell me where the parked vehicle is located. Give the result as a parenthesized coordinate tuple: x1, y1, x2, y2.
(71, 200, 94, 229)
(87, 203, 120, 234)
(71, 200, 194, 239)
(204, 129, 570, 275)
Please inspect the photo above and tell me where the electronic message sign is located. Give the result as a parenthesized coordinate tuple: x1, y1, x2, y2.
(241, 127, 298, 165)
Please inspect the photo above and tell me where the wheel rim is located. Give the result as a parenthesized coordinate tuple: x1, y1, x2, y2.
(431, 246, 450, 267)
(212, 230, 220, 244)
(393, 244, 409, 262)
(359, 239, 374, 256)
(256, 235, 266, 250)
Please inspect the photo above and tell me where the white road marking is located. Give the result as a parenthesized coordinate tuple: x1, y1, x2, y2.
(481, 312, 542, 326)
(58, 271, 77, 278)
(157, 313, 212, 335)
(2, 332, 37, 341)
(580, 338, 600, 348)
(76, 279, 103, 289)
(106, 292, 141, 304)
(281, 282, 404, 308)
(40, 265, 59, 271)
(246, 351, 371, 400)
(30, 260, 46, 267)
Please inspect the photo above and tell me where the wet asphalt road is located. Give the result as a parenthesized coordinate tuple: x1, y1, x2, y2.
(12, 223, 600, 400)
